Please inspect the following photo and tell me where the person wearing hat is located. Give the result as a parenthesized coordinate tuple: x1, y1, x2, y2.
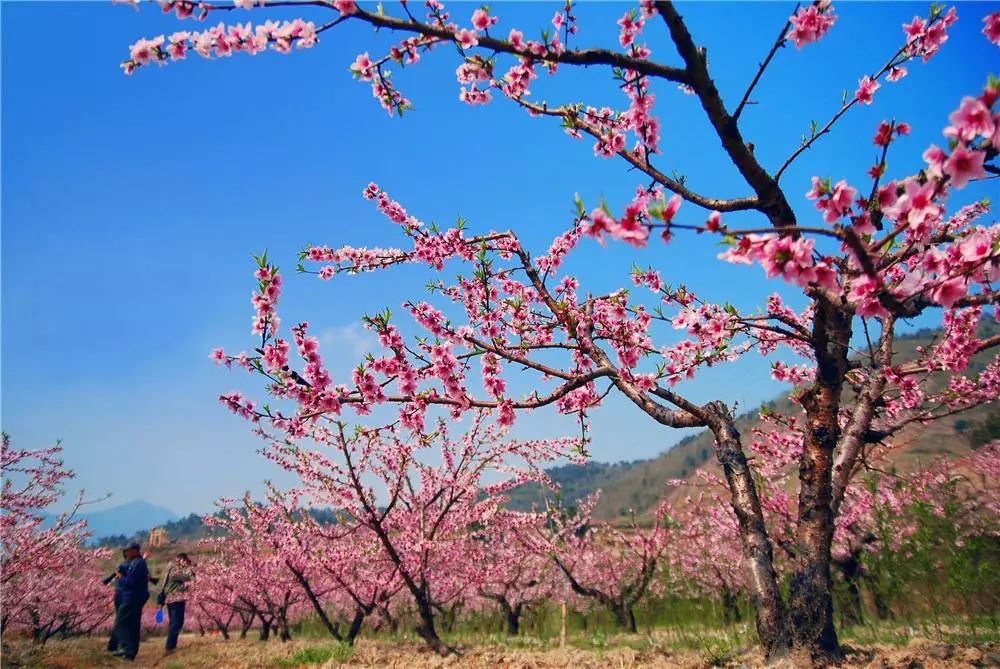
(111, 543, 150, 661)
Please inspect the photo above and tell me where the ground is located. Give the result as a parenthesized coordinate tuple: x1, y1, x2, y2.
(4, 634, 1000, 669)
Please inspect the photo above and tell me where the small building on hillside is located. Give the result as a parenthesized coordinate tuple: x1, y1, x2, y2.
(148, 527, 168, 547)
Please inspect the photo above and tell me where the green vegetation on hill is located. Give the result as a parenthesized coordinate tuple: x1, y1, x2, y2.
(94, 507, 343, 547)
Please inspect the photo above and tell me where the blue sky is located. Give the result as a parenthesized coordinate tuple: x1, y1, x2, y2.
(2, 1, 997, 515)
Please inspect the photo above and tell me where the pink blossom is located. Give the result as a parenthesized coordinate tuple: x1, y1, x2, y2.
(984, 12, 1000, 45)
(946, 97, 996, 142)
(959, 231, 994, 263)
(705, 211, 722, 233)
(943, 144, 986, 189)
(854, 75, 879, 105)
(931, 278, 968, 308)
(351, 52, 374, 80)
(923, 144, 947, 179)
(585, 208, 617, 242)
(471, 8, 496, 31)
(788, 4, 837, 48)
(455, 28, 479, 50)
(508, 29, 526, 51)
(129, 36, 164, 65)
(617, 11, 644, 48)
(333, 0, 357, 15)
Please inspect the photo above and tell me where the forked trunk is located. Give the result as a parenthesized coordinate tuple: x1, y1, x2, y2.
(287, 561, 342, 641)
(497, 598, 521, 636)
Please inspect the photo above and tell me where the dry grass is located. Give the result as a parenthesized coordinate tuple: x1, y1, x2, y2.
(3, 634, 999, 669)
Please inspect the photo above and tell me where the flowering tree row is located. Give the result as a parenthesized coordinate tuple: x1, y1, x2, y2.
(126, 0, 1000, 661)
(180, 427, 1000, 652)
(0, 435, 114, 643)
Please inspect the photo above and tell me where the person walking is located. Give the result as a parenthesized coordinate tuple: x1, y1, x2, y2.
(112, 543, 149, 662)
(159, 552, 194, 654)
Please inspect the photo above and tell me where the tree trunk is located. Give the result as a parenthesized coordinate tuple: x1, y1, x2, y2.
(259, 619, 271, 641)
(378, 605, 399, 634)
(498, 599, 521, 636)
(413, 593, 450, 656)
(346, 608, 366, 645)
(610, 602, 637, 633)
(869, 579, 892, 620)
(239, 611, 254, 639)
(287, 562, 342, 641)
(789, 303, 851, 662)
(706, 402, 789, 661)
(277, 615, 291, 642)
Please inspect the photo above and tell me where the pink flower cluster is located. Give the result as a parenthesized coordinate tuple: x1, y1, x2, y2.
(251, 264, 282, 337)
(902, 9, 957, 63)
(985, 12, 1000, 45)
(787, 2, 837, 49)
(123, 19, 318, 73)
(806, 177, 857, 224)
(719, 234, 838, 292)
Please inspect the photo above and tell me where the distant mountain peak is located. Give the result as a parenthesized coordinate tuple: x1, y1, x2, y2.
(78, 499, 179, 544)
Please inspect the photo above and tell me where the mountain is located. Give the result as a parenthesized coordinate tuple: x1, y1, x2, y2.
(92, 507, 343, 548)
(508, 320, 1000, 520)
(77, 500, 179, 544)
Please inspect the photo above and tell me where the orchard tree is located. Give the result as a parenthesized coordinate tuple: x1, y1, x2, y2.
(235, 409, 580, 654)
(527, 491, 671, 633)
(201, 496, 310, 641)
(474, 513, 559, 636)
(126, 0, 1000, 661)
(263, 485, 406, 645)
(0, 435, 110, 639)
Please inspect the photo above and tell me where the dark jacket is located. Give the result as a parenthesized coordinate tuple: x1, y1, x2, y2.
(113, 561, 129, 605)
(119, 557, 150, 603)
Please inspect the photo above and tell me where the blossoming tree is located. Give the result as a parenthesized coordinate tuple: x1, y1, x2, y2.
(243, 409, 580, 653)
(126, 0, 1000, 661)
(525, 491, 671, 633)
(0, 435, 111, 641)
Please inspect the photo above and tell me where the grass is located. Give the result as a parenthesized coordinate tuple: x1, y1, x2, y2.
(272, 643, 354, 667)
(3, 616, 998, 669)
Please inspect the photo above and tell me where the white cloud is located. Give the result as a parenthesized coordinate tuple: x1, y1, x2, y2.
(320, 322, 377, 362)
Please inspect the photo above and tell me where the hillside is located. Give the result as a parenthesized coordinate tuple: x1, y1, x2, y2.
(93, 507, 342, 547)
(509, 320, 1000, 520)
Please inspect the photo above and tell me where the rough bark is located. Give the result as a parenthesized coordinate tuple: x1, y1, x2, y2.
(705, 402, 790, 661)
(790, 300, 852, 662)
(413, 597, 449, 655)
